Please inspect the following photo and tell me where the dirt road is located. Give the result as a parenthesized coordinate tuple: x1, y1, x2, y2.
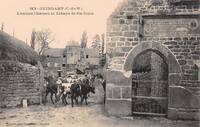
(0, 102, 199, 127)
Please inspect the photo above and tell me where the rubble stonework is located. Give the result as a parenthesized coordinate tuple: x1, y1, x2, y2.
(0, 61, 42, 108)
(0, 31, 44, 108)
(106, 0, 200, 120)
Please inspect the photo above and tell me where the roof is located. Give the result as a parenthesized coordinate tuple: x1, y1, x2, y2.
(0, 30, 39, 65)
(42, 48, 65, 57)
(81, 48, 99, 58)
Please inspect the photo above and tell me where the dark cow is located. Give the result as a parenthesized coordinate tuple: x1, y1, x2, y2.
(80, 84, 95, 105)
(70, 83, 82, 107)
(70, 81, 95, 107)
(43, 76, 59, 105)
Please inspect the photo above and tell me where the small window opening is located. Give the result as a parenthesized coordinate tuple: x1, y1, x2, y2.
(189, 20, 198, 30)
(54, 63, 58, 67)
(47, 62, 50, 67)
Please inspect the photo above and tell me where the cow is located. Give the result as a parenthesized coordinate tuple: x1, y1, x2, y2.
(43, 76, 59, 105)
(56, 77, 96, 107)
(70, 83, 82, 107)
(56, 77, 74, 105)
(80, 84, 95, 105)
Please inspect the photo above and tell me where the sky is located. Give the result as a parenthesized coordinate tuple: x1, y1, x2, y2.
(0, 0, 123, 48)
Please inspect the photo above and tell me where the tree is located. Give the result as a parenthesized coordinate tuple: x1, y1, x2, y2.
(34, 29, 55, 55)
(80, 31, 87, 48)
(30, 29, 36, 50)
(99, 33, 106, 67)
(67, 39, 79, 46)
(91, 34, 101, 49)
(99, 53, 106, 67)
(1, 23, 4, 31)
(101, 33, 105, 54)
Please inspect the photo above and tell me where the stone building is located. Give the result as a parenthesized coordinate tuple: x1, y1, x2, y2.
(76, 48, 100, 74)
(65, 45, 80, 72)
(0, 31, 44, 108)
(41, 48, 65, 77)
(106, 0, 200, 120)
(41, 45, 99, 77)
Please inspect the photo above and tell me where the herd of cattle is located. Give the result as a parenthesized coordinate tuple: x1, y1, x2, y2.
(42, 75, 99, 107)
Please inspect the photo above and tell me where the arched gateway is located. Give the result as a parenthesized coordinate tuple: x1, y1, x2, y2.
(106, 0, 200, 120)
(124, 42, 181, 117)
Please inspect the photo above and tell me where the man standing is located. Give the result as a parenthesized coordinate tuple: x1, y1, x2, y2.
(83, 74, 89, 86)
(89, 75, 95, 86)
(98, 75, 106, 104)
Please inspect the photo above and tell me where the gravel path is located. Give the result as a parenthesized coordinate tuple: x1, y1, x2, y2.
(0, 102, 199, 127)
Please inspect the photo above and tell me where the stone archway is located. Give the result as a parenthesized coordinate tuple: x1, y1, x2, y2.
(124, 42, 181, 86)
(123, 42, 181, 117)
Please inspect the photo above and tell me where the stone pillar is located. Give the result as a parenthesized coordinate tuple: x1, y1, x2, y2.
(105, 70, 132, 116)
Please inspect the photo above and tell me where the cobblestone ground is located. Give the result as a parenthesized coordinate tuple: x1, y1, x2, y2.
(0, 101, 199, 127)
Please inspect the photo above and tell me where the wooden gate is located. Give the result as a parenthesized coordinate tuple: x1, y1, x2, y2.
(132, 74, 168, 116)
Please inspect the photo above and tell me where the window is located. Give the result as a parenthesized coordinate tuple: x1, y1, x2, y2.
(63, 55, 66, 58)
(189, 20, 198, 30)
(47, 55, 50, 58)
(54, 63, 58, 67)
(47, 62, 50, 67)
(139, 16, 144, 38)
(62, 64, 66, 67)
(86, 55, 89, 58)
(71, 53, 73, 57)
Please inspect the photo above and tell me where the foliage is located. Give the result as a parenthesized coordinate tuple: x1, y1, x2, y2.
(1, 23, 4, 31)
(31, 29, 55, 55)
(80, 31, 88, 48)
(101, 33, 105, 54)
(30, 29, 36, 50)
(67, 39, 79, 46)
(99, 53, 106, 67)
(91, 34, 101, 49)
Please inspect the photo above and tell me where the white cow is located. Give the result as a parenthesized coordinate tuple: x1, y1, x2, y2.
(56, 77, 77, 105)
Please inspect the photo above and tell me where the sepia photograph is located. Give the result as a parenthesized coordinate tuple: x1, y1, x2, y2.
(0, 0, 199, 127)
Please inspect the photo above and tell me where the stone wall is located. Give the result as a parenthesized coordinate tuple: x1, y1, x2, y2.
(41, 55, 66, 77)
(0, 61, 43, 108)
(106, 0, 200, 120)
